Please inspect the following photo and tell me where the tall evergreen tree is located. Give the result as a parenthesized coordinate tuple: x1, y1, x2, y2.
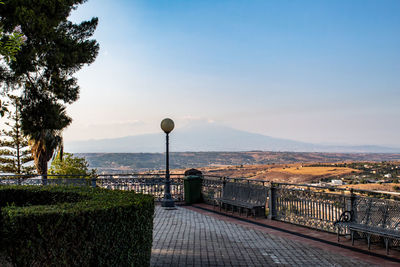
(0, 95, 34, 174)
(0, 0, 99, 175)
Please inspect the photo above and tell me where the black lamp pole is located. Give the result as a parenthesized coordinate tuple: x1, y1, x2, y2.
(161, 118, 175, 207)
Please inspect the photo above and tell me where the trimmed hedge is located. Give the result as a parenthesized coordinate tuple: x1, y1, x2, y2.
(0, 185, 154, 266)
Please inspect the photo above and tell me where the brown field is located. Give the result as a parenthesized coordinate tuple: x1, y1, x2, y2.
(188, 163, 360, 184)
(273, 166, 357, 176)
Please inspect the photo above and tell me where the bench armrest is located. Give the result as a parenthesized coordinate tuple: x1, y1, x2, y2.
(334, 210, 354, 225)
(395, 221, 400, 231)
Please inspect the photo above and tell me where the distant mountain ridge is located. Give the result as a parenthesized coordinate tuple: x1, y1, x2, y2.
(78, 151, 400, 173)
(65, 123, 400, 153)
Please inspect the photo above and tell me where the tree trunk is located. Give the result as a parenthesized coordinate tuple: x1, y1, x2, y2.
(34, 148, 48, 175)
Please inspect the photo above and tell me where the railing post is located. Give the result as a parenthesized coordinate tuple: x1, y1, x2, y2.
(349, 188, 356, 221)
(183, 169, 203, 205)
(268, 183, 277, 220)
(91, 175, 97, 188)
(42, 174, 47, 186)
(221, 177, 227, 199)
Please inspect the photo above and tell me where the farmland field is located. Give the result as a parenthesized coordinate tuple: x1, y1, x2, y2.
(191, 163, 360, 184)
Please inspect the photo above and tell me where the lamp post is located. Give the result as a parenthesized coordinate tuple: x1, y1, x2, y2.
(161, 118, 175, 207)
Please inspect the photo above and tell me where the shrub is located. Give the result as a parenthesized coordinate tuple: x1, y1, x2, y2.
(48, 152, 94, 177)
(0, 185, 154, 266)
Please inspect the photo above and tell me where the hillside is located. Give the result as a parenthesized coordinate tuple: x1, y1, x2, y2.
(78, 151, 400, 173)
(189, 164, 360, 184)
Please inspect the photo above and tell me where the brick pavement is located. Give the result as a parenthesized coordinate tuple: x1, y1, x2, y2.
(151, 206, 375, 267)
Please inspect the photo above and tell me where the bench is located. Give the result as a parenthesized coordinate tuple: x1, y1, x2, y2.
(335, 197, 400, 254)
(216, 182, 268, 218)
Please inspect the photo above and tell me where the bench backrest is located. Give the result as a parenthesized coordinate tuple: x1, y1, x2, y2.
(222, 182, 268, 206)
(236, 184, 252, 203)
(222, 182, 239, 201)
(248, 185, 268, 206)
(353, 197, 400, 230)
(383, 200, 400, 230)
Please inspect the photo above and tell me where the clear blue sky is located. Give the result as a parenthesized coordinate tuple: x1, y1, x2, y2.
(65, 0, 400, 147)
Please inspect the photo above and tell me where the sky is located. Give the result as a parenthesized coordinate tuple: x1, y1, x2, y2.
(64, 0, 400, 147)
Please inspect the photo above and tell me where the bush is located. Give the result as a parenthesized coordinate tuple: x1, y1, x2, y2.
(0, 186, 154, 266)
(49, 152, 94, 177)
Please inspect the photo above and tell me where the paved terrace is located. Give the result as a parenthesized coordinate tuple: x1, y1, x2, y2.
(151, 205, 400, 267)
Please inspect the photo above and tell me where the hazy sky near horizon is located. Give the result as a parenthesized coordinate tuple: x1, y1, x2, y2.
(64, 0, 400, 147)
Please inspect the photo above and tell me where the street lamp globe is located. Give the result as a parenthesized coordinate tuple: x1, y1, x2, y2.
(161, 118, 174, 134)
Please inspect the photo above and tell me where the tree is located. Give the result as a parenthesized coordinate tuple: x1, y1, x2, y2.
(48, 152, 92, 177)
(0, 0, 25, 63)
(0, 1, 99, 175)
(0, 95, 34, 174)
(0, 0, 26, 117)
(0, 24, 25, 63)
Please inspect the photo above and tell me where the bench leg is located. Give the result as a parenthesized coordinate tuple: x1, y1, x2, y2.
(384, 238, 390, 255)
(367, 234, 371, 250)
(337, 227, 340, 242)
(351, 230, 355, 245)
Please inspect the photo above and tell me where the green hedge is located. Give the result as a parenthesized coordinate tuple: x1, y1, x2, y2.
(0, 185, 154, 267)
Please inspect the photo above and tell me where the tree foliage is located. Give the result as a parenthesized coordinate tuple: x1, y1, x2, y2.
(0, 24, 24, 63)
(0, 0, 99, 174)
(0, 95, 34, 174)
(0, 1, 25, 64)
(48, 152, 92, 176)
(0, 1, 26, 118)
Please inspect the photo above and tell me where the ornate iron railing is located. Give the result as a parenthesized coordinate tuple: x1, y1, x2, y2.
(201, 175, 224, 204)
(2, 173, 400, 234)
(202, 176, 400, 234)
(273, 183, 349, 232)
(96, 174, 184, 201)
(0, 174, 185, 202)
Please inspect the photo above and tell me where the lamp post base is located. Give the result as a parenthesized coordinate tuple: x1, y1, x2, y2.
(161, 198, 175, 208)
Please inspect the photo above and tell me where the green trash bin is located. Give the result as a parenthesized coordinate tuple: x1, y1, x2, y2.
(184, 175, 202, 204)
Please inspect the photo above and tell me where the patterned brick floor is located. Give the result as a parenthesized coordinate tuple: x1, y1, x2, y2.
(151, 206, 375, 267)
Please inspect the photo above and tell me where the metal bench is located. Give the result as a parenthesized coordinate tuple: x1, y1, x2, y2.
(216, 182, 268, 218)
(335, 197, 400, 254)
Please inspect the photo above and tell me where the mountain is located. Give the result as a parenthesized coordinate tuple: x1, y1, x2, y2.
(65, 122, 400, 153)
(76, 151, 400, 173)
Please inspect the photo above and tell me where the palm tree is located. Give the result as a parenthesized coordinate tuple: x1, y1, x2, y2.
(29, 130, 63, 175)
(21, 89, 71, 175)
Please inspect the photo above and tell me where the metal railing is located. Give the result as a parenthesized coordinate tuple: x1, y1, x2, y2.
(0, 174, 185, 202)
(201, 176, 400, 233)
(273, 183, 348, 232)
(96, 174, 184, 201)
(2, 173, 400, 234)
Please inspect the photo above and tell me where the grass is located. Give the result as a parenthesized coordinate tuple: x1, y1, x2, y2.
(276, 165, 359, 176)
